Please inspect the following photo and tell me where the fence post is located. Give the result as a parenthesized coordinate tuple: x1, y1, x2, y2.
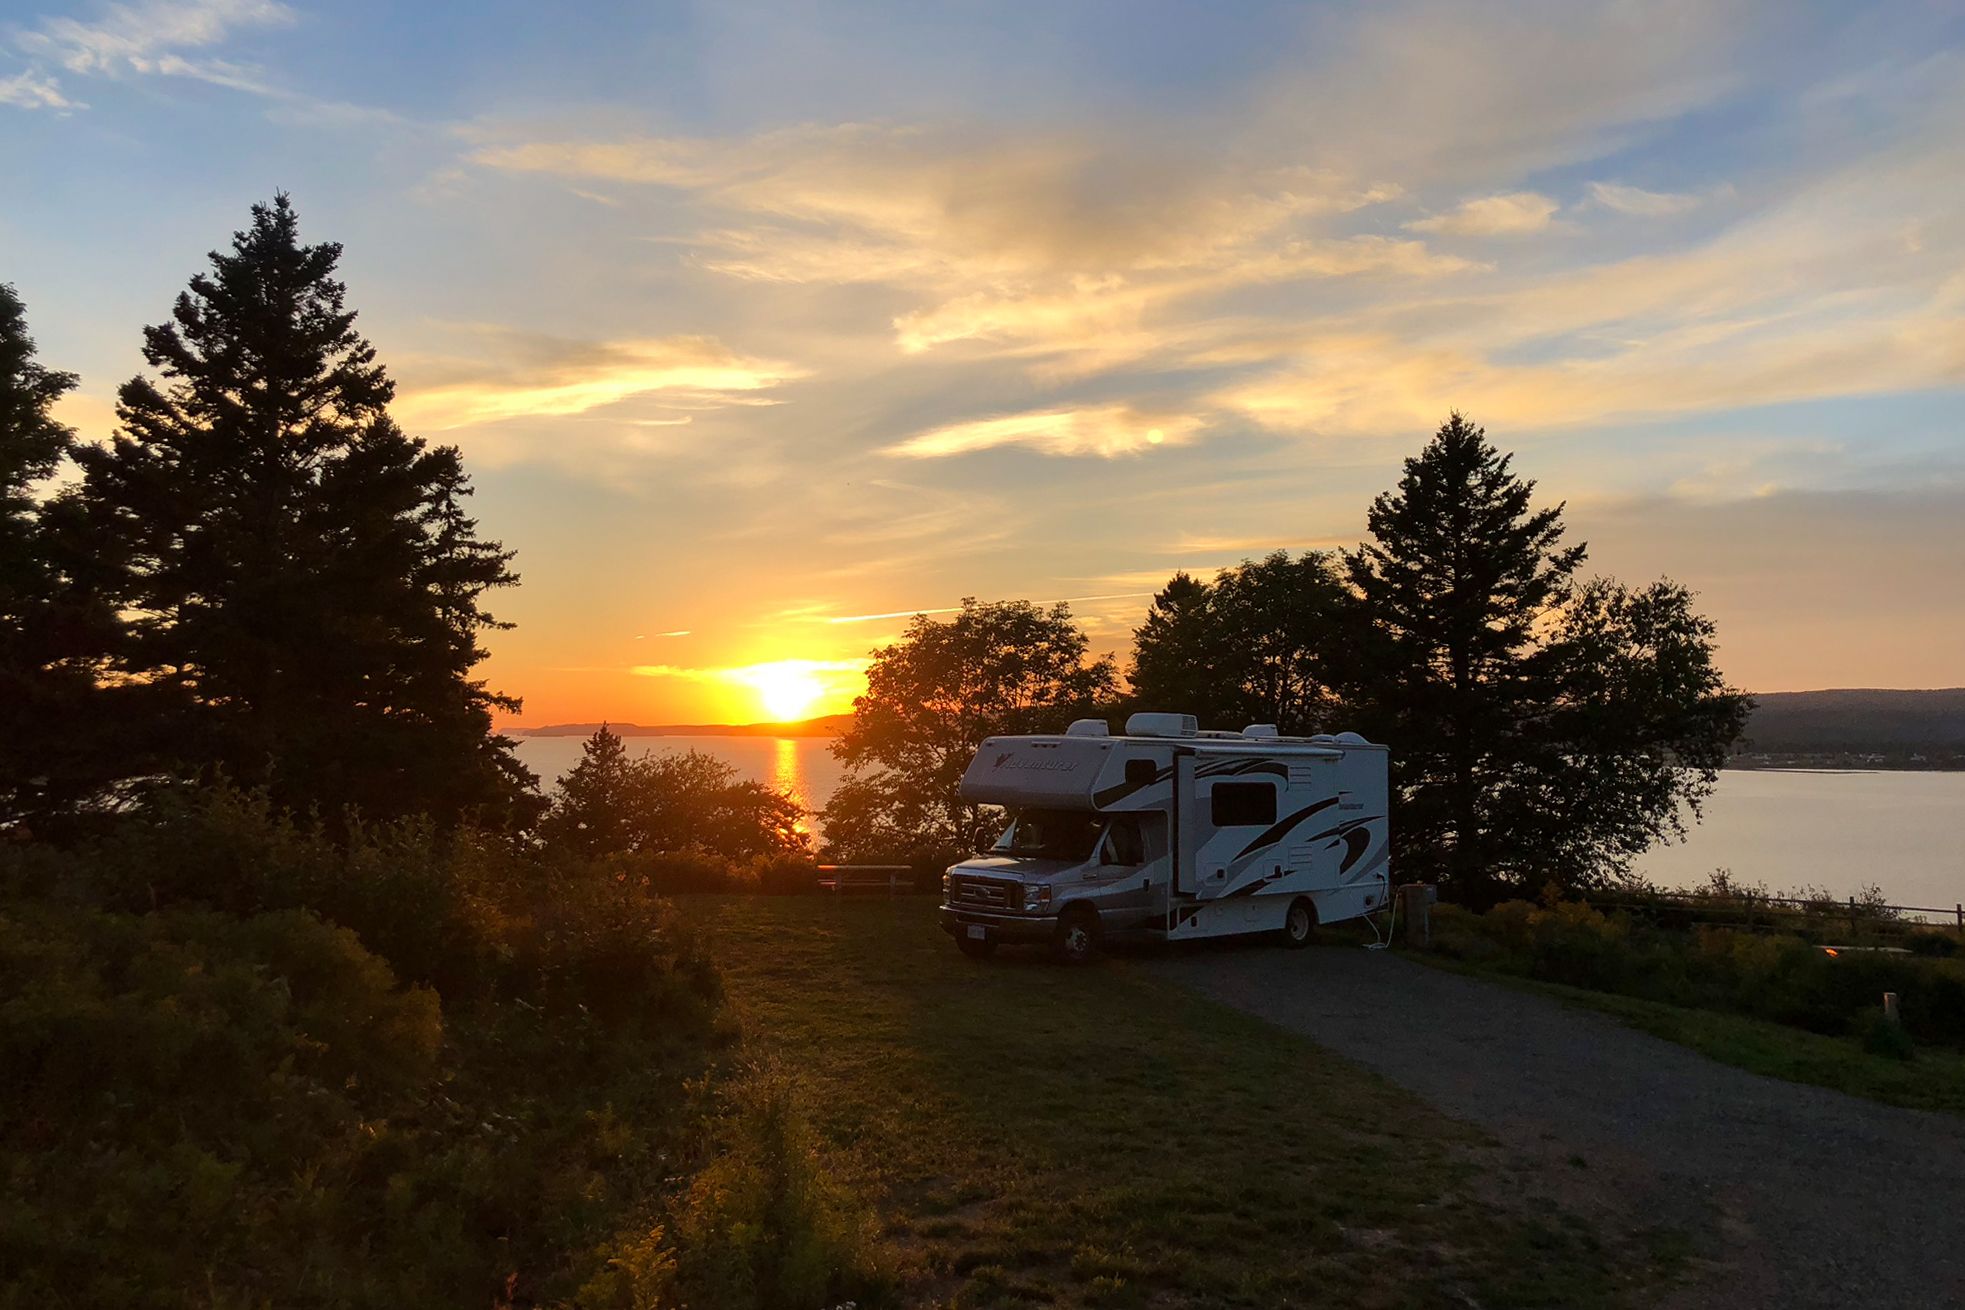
(1956, 903, 1962, 933)
(1883, 992, 1901, 1026)
(1849, 896, 1859, 941)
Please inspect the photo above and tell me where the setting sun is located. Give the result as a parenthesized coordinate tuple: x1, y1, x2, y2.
(703, 657, 869, 722)
(753, 662, 825, 720)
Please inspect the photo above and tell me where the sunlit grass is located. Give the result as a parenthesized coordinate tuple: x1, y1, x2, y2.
(682, 896, 1687, 1308)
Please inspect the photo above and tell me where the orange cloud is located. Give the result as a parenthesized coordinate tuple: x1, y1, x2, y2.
(886, 404, 1203, 459)
(395, 330, 803, 431)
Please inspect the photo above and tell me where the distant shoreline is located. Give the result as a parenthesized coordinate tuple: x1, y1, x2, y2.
(510, 714, 850, 740)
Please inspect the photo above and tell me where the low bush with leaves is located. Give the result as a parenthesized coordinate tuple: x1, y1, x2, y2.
(0, 784, 881, 1308)
(1432, 899, 1965, 1051)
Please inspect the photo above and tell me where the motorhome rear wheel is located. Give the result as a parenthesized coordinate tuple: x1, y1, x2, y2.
(1280, 897, 1317, 948)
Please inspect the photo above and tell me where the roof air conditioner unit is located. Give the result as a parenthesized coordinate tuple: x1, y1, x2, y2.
(1065, 718, 1109, 737)
(1125, 711, 1199, 738)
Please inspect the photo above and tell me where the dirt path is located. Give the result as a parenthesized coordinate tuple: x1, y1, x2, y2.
(1147, 945, 1965, 1309)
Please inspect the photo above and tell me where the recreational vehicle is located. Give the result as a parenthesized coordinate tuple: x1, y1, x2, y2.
(939, 713, 1391, 961)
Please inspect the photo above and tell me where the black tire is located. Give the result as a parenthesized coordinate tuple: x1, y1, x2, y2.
(1279, 897, 1317, 949)
(957, 932, 996, 959)
(1053, 905, 1100, 964)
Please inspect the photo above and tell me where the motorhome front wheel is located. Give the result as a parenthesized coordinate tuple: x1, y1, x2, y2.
(1054, 906, 1101, 964)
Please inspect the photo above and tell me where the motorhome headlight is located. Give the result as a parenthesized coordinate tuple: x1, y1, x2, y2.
(941, 872, 952, 899)
(1023, 884, 1052, 912)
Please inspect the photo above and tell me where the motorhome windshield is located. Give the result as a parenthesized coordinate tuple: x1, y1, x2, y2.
(992, 809, 1104, 861)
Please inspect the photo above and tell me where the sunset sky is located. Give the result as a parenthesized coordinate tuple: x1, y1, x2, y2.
(5, 0, 1962, 726)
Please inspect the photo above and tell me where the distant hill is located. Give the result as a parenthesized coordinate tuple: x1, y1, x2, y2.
(1736, 688, 1965, 767)
(515, 713, 852, 739)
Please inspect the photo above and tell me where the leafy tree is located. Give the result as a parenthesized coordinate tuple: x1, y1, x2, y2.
(824, 598, 1117, 860)
(1130, 552, 1352, 734)
(542, 725, 808, 861)
(1527, 578, 1751, 885)
(58, 196, 535, 827)
(1346, 413, 1746, 902)
(0, 284, 138, 829)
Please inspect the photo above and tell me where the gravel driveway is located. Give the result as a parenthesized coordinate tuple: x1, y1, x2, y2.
(1147, 945, 1965, 1309)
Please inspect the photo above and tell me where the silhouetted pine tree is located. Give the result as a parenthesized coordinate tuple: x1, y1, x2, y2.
(62, 196, 536, 826)
(1346, 413, 1585, 904)
(1346, 413, 1747, 901)
(1127, 572, 1229, 721)
(540, 724, 637, 858)
(0, 283, 133, 827)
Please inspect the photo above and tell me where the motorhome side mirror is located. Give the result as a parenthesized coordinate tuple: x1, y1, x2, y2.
(971, 823, 992, 854)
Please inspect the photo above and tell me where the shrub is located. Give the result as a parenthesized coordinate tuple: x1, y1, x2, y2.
(0, 785, 902, 1309)
(666, 1063, 893, 1308)
(0, 900, 444, 1307)
(1442, 896, 1965, 1053)
(1906, 929, 1960, 958)
(753, 853, 823, 896)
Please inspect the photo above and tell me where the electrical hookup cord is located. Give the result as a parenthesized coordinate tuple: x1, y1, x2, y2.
(1364, 882, 1421, 950)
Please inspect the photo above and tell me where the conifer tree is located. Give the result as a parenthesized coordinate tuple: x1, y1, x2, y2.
(1347, 413, 1745, 901)
(62, 196, 536, 825)
(1128, 571, 1230, 723)
(0, 283, 128, 826)
(1347, 414, 1583, 901)
(540, 724, 637, 857)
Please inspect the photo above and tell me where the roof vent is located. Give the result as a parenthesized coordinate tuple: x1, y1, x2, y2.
(1333, 731, 1373, 746)
(1125, 711, 1199, 738)
(1308, 734, 1338, 745)
(1065, 718, 1109, 737)
(1242, 724, 1279, 739)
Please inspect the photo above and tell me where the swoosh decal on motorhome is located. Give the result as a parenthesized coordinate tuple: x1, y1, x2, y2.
(1339, 827, 1373, 872)
(1092, 763, 1172, 808)
(1232, 796, 1340, 859)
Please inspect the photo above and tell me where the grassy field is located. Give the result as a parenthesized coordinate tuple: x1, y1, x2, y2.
(681, 896, 1687, 1308)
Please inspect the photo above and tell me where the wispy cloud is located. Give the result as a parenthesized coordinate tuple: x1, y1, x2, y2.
(393, 328, 804, 432)
(805, 592, 1156, 625)
(13, 0, 291, 99)
(470, 124, 1462, 374)
(1405, 191, 1560, 236)
(885, 404, 1203, 459)
(1587, 181, 1703, 216)
(0, 66, 76, 109)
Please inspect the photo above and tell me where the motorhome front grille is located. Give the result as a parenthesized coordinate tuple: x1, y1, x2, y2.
(952, 876, 1018, 910)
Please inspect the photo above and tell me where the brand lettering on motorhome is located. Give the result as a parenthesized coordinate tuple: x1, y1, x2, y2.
(993, 753, 1079, 773)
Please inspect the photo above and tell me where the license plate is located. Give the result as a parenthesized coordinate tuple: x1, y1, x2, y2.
(966, 925, 987, 941)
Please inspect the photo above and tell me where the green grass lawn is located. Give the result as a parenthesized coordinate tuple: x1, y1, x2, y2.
(681, 896, 1686, 1308)
(1416, 956, 1965, 1118)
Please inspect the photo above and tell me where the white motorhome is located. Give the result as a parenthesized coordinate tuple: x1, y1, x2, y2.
(939, 712, 1390, 961)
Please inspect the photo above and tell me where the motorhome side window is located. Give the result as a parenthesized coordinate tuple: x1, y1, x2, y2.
(1100, 817, 1144, 866)
(1211, 782, 1276, 827)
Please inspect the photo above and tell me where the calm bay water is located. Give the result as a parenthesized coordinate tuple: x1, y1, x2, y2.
(1632, 769, 1965, 912)
(511, 735, 1964, 907)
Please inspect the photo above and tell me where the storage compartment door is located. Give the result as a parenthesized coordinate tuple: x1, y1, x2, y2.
(1172, 752, 1198, 896)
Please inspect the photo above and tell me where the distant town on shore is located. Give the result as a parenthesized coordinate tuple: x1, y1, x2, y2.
(517, 689, 1965, 771)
